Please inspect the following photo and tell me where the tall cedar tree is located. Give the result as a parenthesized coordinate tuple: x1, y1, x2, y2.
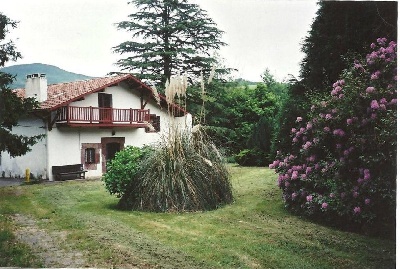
(300, 1, 397, 93)
(113, 0, 226, 88)
(0, 14, 41, 157)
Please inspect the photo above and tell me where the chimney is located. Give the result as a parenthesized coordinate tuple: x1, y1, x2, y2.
(25, 73, 47, 102)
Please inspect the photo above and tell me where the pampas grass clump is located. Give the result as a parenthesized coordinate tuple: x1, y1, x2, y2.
(118, 127, 233, 212)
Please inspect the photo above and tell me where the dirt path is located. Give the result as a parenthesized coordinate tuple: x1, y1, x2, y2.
(11, 214, 87, 268)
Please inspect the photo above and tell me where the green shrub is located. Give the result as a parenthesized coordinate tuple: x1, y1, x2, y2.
(102, 146, 150, 198)
(235, 148, 269, 167)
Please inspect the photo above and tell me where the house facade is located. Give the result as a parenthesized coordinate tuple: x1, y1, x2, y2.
(0, 73, 191, 181)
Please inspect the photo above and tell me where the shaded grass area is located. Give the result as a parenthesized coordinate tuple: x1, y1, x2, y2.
(0, 166, 396, 268)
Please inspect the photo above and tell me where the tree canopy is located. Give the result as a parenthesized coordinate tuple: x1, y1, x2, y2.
(0, 13, 41, 157)
(113, 0, 226, 87)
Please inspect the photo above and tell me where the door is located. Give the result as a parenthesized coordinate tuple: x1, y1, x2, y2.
(101, 137, 125, 173)
(98, 93, 113, 123)
(106, 142, 121, 162)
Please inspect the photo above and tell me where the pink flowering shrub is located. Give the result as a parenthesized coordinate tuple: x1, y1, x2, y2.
(270, 38, 396, 234)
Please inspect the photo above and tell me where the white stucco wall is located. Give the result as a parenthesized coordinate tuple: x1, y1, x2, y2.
(0, 117, 47, 179)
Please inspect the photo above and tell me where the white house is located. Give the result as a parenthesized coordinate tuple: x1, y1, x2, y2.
(0, 73, 191, 181)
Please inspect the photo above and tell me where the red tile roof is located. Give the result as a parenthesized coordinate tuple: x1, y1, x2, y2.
(14, 74, 186, 114)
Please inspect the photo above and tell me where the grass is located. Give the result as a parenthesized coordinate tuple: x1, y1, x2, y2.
(0, 165, 396, 268)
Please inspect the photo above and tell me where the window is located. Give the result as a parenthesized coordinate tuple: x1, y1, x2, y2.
(85, 148, 96, 164)
(146, 114, 160, 133)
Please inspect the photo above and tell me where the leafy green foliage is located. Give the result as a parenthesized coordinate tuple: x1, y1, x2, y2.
(113, 0, 226, 87)
(187, 78, 287, 158)
(234, 148, 268, 167)
(0, 13, 42, 157)
(102, 146, 150, 198)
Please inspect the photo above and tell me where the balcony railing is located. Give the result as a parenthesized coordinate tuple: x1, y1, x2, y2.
(56, 106, 150, 127)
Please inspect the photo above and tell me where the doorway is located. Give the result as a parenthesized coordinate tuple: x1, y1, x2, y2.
(98, 93, 113, 123)
(106, 142, 121, 162)
(101, 137, 125, 173)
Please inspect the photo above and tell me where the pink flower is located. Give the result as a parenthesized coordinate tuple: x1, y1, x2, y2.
(321, 202, 328, 209)
(325, 114, 333, 120)
(370, 100, 379, 109)
(323, 126, 330, 132)
(365, 199, 371, 205)
(296, 117, 303, 122)
(346, 118, 353, 125)
(302, 141, 312, 150)
(292, 193, 297, 200)
(364, 171, 371, 181)
(370, 43, 376, 49)
(306, 122, 313, 130)
(366, 87, 375, 93)
(353, 207, 361, 214)
(306, 195, 313, 202)
(389, 99, 397, 105)
(371, 71, 381, 80)
(291, 128, 296, 133)
(333, 129, 345, 137)
(377, 37, 387, 45)
(291, 171, 298, 180)
(306, 167, 312, 174)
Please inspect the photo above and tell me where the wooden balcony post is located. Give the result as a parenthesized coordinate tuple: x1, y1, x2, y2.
(66, 105, 70, 123)
(130, 108, 133, 124)
(90, 106, 93, 123)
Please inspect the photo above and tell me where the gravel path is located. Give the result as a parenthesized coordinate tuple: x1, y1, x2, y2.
(11, 214, 87, 268)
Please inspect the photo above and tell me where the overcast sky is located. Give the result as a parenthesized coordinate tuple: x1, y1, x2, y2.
(3, 0, 319, 82)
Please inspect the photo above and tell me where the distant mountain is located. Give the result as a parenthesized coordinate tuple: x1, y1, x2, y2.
(0, 63, 92, 89)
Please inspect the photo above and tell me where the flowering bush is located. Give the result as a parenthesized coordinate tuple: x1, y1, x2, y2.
(270, 38, 396, 235)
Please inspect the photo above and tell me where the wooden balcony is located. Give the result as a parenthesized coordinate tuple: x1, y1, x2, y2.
(56, 106, 150, 128)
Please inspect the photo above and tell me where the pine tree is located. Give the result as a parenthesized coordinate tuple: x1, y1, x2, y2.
(113, 0, 226, 87)
(0, 14, 41, 157)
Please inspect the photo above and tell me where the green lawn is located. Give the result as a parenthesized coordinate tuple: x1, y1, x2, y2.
(0, 166, 396, 268)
